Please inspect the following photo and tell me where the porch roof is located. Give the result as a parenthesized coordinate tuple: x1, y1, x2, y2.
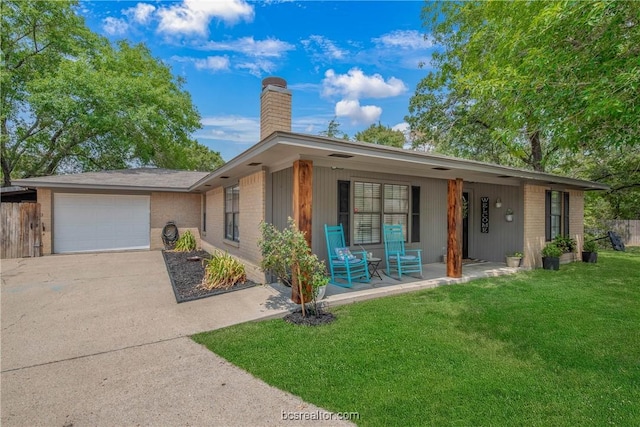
(190, 132, 609, 192)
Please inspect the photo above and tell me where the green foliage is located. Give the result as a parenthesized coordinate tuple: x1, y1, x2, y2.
(553, 235, 577, 253)
(173, 230, 196, 252)
(193, 250, 640, 426)
(508, 252, 523, 258)
(319, 117, 349, 140)
(354, 122, 405, 148)
(583, 239, 598, 253)
(258, 218, 328, 315)
(407, 1, 640, 173)
(542, 242, 563, 258)
(201, 251, 246, 290)
(0, 0, 223, 186)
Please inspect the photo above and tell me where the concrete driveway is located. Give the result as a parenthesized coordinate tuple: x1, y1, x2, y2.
(1, 252, 352, 426)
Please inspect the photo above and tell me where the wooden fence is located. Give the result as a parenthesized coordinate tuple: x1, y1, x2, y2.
(1, 202, 42, 259)
(588, 219, 640, 247)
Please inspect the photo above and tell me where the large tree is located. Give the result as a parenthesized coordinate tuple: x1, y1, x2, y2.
(354, 122, 405, 148)
(407, 1, 640, 173)
(1, 0, 223, 187)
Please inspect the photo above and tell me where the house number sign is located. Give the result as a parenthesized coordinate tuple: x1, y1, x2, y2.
(481, 197, 490, 233)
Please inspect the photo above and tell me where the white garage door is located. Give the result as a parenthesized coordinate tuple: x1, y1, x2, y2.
(54, 193, 150, 253)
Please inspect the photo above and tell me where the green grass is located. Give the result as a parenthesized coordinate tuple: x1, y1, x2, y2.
(192, 249, 640, 426)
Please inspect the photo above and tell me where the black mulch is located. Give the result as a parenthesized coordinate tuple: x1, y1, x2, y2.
(162, 250, 257, 303)
(283, 308, 336, 326)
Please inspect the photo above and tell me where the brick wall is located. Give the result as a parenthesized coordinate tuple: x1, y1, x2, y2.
(569, 189, 585, 253)
(37, 189, 52, 255)
(260, 86, 291, 140)
(201, 170, 266, 283)
(523, 184, 585, 268)
(523, 184, 546, 268)
(150, 192, 201, 250)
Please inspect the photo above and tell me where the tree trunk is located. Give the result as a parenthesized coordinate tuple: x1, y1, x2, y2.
(529, 129, 544, 172)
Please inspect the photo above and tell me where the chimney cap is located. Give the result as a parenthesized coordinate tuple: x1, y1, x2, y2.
(262, 76, 287, 90)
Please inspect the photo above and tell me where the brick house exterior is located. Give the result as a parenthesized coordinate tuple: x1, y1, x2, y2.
(14, 77, 607, 280)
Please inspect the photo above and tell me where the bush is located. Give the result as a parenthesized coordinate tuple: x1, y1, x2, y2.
(174, 230, 196, 252)
(583, 239, 598, 253)
(201, 251, 246, 290)
(542, 242, 563, 258)
(553, 235, 577, 253)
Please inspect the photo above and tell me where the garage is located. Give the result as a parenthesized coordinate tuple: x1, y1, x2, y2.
(54, 193, 150, 253)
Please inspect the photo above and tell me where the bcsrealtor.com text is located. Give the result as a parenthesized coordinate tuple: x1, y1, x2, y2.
(281, 410, 360, 422)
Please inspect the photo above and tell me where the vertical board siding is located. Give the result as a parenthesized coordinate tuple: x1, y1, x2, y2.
(464, 183, 524, 262)
(270, 165, 525, 266)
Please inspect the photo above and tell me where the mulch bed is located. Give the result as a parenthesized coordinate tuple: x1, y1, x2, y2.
(283, 308, 336, 326)
(162, 250, 257, 303)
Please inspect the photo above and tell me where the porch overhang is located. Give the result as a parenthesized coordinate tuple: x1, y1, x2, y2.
(190, 132, 609, 192)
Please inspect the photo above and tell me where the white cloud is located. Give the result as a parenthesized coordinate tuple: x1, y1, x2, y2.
(392, 122, 409, 133)
(157, 0, 254, 36)
(199, 115, 259, 145)
(301, 35, 348, 61)
(322, 68, 407, 100)
(335, 99, 382, 125)
(102, 17, 129, 36)
(373, 30, 432, 50)
(236, 59, 277, 77)
(124, 3, 156, 25)
(194, 56, 230, 72)
(201, 37, 295, 58)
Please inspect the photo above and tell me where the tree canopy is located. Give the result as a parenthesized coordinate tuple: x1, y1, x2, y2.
(354, 122, 406, 148)
(1, 0, 223, 186)
(406, 1, 640, 173)
(319, 117, 350, 140)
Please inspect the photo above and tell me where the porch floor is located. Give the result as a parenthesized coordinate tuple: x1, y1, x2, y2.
(268, 261, 521, 308)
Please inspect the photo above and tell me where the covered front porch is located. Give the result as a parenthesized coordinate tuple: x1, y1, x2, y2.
(269, 261, 520, 305)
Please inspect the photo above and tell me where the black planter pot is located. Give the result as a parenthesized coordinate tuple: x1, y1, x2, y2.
(581, 252, 598, 263)
(542, 256, 560, 270)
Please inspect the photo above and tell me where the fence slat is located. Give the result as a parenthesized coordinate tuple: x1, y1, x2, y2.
(1, 202, 42, 259)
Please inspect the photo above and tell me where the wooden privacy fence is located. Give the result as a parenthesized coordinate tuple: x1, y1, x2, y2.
(588, 219, 640, 247)
(1, 202, 42, 259)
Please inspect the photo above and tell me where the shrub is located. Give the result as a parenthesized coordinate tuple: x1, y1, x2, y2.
(542, 242, 562, 258)
(174, 230, 196, 252)
(583, 239, 598, 253)
(553, 235, 577, 253)
(201, 251, 246, 290)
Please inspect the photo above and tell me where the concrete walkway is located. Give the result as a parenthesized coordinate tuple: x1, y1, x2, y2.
(1, 251, 518, 426)
(1, 252, 350, 426)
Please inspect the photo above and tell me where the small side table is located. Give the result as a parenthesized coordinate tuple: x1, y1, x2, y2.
(367, 257, 382, 280)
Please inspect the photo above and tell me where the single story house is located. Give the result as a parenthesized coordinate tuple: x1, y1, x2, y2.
(13, 77, 608, 282)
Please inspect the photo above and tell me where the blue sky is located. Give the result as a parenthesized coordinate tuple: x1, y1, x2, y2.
(79, 1, 433, 161)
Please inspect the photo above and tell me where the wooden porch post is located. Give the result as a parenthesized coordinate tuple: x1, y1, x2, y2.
(292, 159, 313, 303)
(447, 178, 463, 278)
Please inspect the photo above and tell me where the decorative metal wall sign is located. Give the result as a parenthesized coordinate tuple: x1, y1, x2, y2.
(481, 197, 490, 233)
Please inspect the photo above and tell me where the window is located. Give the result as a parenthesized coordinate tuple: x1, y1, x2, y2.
(353, 181, 410, 244)
(225, 185, 239, 242)
(411, 186, 420, 243)
(545, 190, 570, 241)
(383, 184, 409, 239)
(354, 182, 381, 244)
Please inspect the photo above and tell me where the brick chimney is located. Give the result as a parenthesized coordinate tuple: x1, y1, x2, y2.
(260, 77, 291, 141)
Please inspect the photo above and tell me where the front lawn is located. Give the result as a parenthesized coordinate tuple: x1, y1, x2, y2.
(192, 249, 640, 426)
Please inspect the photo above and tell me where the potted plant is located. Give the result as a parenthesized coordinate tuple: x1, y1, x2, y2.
(553, 235, 577, 254)
(541, 242, 562, 270)
(505, 251, 523, 268)
(582, 239, 598, 263)
(259, 218, 329, 318)
(505, 208, 514, 222)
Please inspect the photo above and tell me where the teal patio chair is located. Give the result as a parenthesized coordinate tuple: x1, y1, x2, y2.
(383, 224, 423, 279)
(324, 224, 370, 288)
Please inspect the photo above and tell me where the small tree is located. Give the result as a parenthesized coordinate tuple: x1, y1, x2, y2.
(259, 218, 328, 317)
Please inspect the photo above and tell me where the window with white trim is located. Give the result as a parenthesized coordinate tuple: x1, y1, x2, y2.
(225, 184, 239, 242)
